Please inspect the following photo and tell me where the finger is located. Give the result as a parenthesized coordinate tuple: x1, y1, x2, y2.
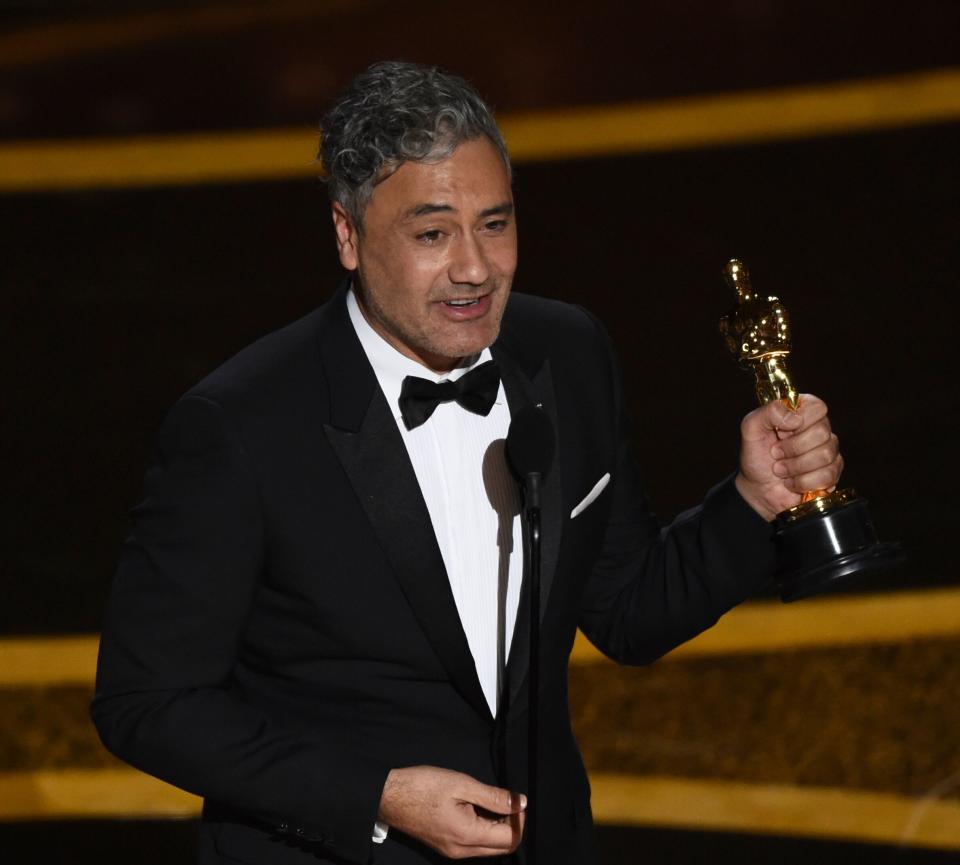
(794, 393, 829, 428)
(771, 421, 833, 460)
(462, 779, 526, 815)
(441, 839, 513, 859)
(782, 455, 844, 494)
(449, 846, 517, 859)
(510, 808, 526, 845)
(471, 805, 505, 821)
(453, 813, 517, 852)
(463, 808, 524, 854)
(833, 453, 845, 489)
(744, 400, 803, 440)
(772, 435, 840, 479)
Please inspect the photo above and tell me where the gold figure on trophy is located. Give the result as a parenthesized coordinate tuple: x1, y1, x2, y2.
(719, 260, 798, 408)
(719, 260, 852, 519)
(718, 259, 902, 601)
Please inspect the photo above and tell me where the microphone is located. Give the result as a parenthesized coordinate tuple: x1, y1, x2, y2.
(505, 404, 555, 865)
(505, 404, 555, 510)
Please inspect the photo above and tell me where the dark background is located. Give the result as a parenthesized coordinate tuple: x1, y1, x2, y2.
(7, 124, 960, 634)
(2, 1, 959, 862)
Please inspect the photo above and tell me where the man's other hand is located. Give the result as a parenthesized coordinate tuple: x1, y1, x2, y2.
(377, 766, 527, 859)
(736, 393, 843, 522)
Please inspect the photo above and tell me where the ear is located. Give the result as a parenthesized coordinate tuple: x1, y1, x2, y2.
(331, 202, 359, 271)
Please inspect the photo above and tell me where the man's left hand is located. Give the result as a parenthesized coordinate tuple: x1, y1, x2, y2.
(735, 393, 843, 522)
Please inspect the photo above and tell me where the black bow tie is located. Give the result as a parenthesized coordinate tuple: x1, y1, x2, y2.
(399, 360, 501, 430)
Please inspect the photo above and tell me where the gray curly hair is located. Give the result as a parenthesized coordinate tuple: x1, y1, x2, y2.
(319, 60, 511, 227)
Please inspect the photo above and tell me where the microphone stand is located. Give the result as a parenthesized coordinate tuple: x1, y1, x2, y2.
(506, 403, 554, 865)
(522, 470, 543, 865)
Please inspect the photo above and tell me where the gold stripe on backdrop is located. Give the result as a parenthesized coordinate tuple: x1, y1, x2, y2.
(589, 773, 960, 850)
(1, 768, 958, 850)
(0, 768, 199, 820)
(0, 1, 363, 68)
(505, 66, 960, 160)
(571, 586, 960, 665)
(1, 67, 959, 191)
(0, 129, 322, 192)
(3, 588, 959, 686)
(0, 635, 100, 686)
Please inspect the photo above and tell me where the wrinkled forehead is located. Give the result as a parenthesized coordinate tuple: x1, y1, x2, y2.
(365, 138, 513, 220)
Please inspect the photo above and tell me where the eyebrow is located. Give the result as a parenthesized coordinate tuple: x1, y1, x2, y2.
(403, 203, 453, 220)
(479, 202, 514, 219)
(401, 201, 514, 221)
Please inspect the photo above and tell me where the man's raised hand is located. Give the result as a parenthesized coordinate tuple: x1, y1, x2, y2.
(735, 393, 843, 522)
(378, 765, 526, 859)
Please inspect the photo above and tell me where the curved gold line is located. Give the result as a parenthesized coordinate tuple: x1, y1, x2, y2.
(503, 66, 960, 160)
(2, 768, 958, 850)
(2, 588, 959, 685)
(0, 635, 100, 686)
(571, 587, 960, 665)
(0, 0, 368, 68)
(0, 768, 199, 820)
(589, 773, 960, 850)
(0, 128, 322, 192)
(1, 68, 958, 191)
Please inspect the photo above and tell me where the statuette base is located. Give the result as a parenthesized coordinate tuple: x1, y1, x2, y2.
(774, 497, 905, 602)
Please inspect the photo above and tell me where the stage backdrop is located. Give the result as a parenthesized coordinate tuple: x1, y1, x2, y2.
(2, 2, 959, 862)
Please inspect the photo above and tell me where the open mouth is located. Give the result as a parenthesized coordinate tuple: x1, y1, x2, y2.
(437, 293, 492, 320)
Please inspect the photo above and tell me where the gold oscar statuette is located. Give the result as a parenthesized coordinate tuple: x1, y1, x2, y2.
(719, 259, 903, 602)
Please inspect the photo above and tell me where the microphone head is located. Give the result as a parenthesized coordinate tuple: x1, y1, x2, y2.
(506, 404, 556, 480)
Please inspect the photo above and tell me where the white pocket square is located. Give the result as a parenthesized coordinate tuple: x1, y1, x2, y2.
(570, 473, 611, 519)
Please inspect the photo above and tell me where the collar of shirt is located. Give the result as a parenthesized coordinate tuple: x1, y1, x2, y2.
(346, 287, 494, 422)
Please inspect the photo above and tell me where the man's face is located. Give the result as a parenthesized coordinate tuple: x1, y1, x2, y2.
(332, 136, 517, 372)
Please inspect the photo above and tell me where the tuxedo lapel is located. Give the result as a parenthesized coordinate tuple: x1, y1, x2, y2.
(318, 288, 493, 723)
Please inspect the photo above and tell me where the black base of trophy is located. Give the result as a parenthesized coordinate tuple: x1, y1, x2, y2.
(774, 498, 904, 603)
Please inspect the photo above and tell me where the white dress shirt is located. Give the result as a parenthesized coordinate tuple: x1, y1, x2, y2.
(347, 289, 523, 716)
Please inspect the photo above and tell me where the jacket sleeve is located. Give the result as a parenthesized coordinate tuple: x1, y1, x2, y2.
(577, 312, 778, 665)
(91, 395, 388, 864)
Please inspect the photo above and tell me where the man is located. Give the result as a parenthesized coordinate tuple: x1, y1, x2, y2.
(92, 61, 842, 864)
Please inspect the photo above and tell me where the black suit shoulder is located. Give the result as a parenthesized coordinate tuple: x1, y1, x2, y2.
(500, 290, 600, 351)
(184, 304, 330, 417)
(146, 297, 349, 481)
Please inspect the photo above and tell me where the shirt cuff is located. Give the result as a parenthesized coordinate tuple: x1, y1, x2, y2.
(372, 820, 389, 844)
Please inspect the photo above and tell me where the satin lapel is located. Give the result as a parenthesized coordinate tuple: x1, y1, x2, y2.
(493, 344, 563, 712)
(319, 290, 492, 723)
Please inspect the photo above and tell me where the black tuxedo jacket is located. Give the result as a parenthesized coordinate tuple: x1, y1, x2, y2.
(92, 285, 776, 865)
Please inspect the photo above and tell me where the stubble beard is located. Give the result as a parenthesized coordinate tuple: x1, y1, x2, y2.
(356, 275, 511, 371)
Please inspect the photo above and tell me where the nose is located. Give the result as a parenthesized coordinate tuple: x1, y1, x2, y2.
(447, 232, 490, 287)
